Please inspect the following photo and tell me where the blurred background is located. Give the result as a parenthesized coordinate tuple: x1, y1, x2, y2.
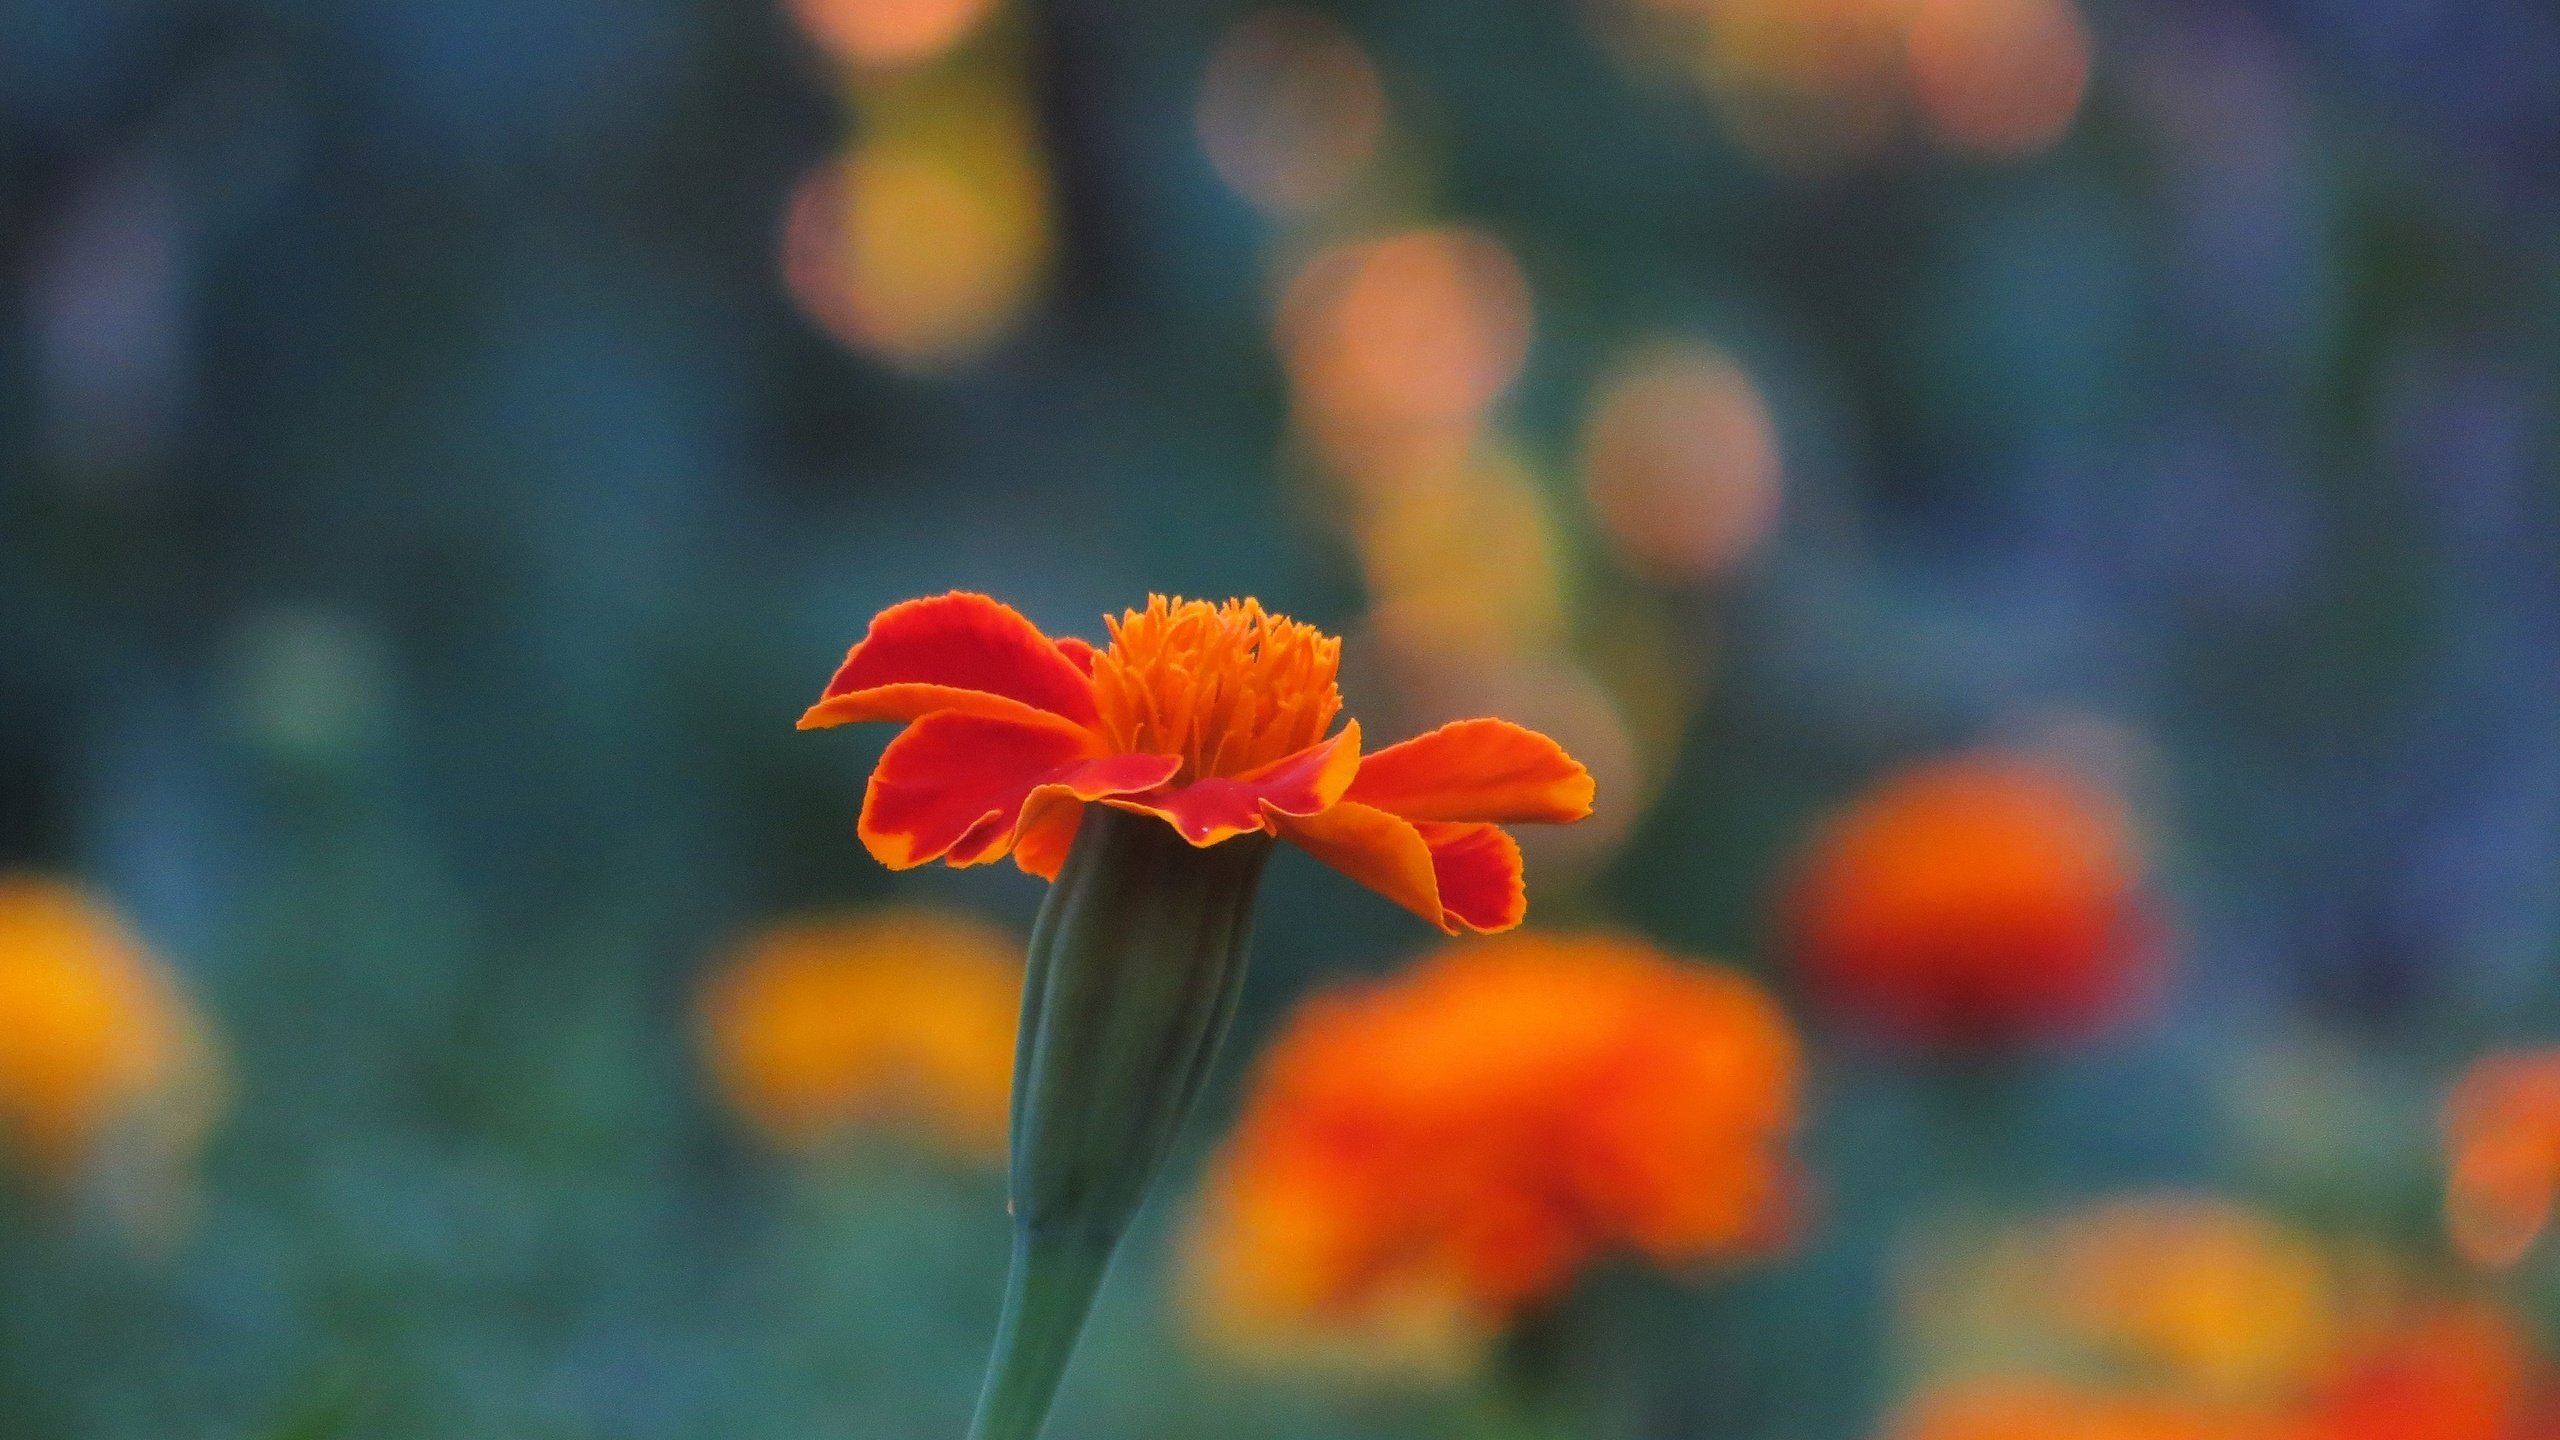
(5, 0, 2560, 1434)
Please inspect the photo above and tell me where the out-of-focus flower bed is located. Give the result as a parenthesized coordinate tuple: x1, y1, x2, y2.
(4, 0, 2559, 1433)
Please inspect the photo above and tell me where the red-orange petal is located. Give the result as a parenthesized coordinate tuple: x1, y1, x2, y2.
(1053, 635, 1101, 675)
(958, 752, 1185, 873)
(1345, 718, 1594, 824)
(858, 712, 1176, 870)
(1415, 821, 1527, 932)
(1274, 801, 1443, 927)
(951, 754, 1186, 867)
(1106, 722, 1363, 848)
(1009, 795, 1087, 879)
(800, 591, 1102, 732)
(1275, 800, 1525, 934)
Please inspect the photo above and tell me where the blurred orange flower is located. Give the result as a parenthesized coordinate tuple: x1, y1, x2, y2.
(698, 907, 1022, 1158)
(1184, 933, 1801, 1371)
(1887, 1377, 2267, 1440)
(2294, 1302, 2543, 1440)
(2443, 1049, 2560, 1270)
(0, 875, 220, 1186)
(1785, 752, 2154, 1048)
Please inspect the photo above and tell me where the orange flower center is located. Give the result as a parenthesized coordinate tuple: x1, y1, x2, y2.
(1090, 596, 1343, 781)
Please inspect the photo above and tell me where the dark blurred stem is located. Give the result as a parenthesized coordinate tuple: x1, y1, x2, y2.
(1470, 1302, 1586, 1440)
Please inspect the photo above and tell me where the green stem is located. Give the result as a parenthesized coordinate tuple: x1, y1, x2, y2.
(966, 807, 1272, 1440)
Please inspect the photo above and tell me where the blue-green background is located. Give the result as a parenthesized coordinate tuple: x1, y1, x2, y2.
(5, 0, 2559, 1434)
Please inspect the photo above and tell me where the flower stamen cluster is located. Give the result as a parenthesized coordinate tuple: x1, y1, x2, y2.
(1091, 597, 1342, 783)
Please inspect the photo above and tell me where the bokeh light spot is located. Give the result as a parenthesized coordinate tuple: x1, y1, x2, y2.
(786, 0, 1000, 70)
(1906, 0, 2090, 155)
(1358, 446, 1569, 659)
(1280, 228, 1533, 472)
(783, 110, 1051, 370)
(1580, 341, 1784, 584)
(1197, 9, 1387, 216)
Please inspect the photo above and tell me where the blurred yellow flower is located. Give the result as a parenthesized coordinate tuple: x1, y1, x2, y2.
(1687, 0, 1917, 168)
(2049, 1195, 2341, 1401)
(1902, 1195, 2339, 1406)
(2442, 1048, 2560, 1270)
(1184, 933, 1801, 1377)
(0, 875, 221, 1188)
(1890, 1197, 2560, 1440)
(698, 907, 1021, 1159)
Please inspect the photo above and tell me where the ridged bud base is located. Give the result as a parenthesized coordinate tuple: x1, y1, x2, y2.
(965, 806, 1272, 1440)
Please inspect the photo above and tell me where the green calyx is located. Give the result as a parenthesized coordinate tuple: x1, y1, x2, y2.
(965, 805, 1273, 1440)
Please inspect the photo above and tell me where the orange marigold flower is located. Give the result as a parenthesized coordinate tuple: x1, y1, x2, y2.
(799, 592, 1596, 933)
(1184, 934, 1801, 1366)
(0, 875, 219, 1184)
(1784, 752, 2154, 1047)
(698, 907, 1019, 1159)
(2442, 1049, 2560, 1270)
(1886, 1377, 2270, 1440)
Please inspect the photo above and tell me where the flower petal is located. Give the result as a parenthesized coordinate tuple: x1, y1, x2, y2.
(1415, 821, 1526, 932)
(1274, 803, 1528, 934)
(950, 753, 1186, 868)
(860, 714, 1087, 869)
(801, 592, 1102, 732)
(970, 749, 1187, 874)
(1344, 718, 1594, 824)
(858, 712, 1174, 870)
(1105, 723, 1362, 847)
(1273, 800, 1445, 929)
(1053, 635, 1101, 675)
(1009, 796, 1087, 880)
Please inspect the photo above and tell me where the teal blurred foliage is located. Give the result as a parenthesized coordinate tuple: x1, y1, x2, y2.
(4, 0, 2559, 1434)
